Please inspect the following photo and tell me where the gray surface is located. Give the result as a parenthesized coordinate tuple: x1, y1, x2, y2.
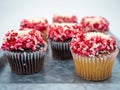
(0, 45, 120, 83)
(0, 84, 120, 90)
(0, 40, 120, 90)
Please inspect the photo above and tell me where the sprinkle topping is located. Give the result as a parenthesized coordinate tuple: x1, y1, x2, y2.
(53, 14, 78, 23)
(1, 29, 45, 51)
(81, 16, 109, 33)
(70, 32, 117, 57)
(48, 23, 82, 42)
(20, 17, 48, 31)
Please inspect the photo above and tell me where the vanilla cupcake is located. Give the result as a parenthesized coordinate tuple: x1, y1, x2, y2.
(1, 29, 47, 74)
(20, 17, 48, 43)
(80, 16, 109, 33)
(53, 14, 78, 23)
(48, 23, 81, 60)
(70, 32, 118, 81)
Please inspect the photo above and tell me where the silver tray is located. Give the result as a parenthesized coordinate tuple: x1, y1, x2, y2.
(0, 33, 120, 90)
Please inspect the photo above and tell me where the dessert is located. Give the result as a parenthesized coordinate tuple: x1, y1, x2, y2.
(48, 23, 81, 59)
(20, 17, 48, 43)
(80, 16, 109, 33)
(53, 14, 78, 23)
(1, 29, 47, 74)
(70, 32, 118, 81)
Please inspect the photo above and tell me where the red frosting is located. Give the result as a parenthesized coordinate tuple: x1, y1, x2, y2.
(70, 32, 117, 57)
(53, 14, 78, 23)
(81, 16, 109, 33)
(1, 29, 45, 51)
(48, 23, 83, 42)
(20, 18, 48, 31)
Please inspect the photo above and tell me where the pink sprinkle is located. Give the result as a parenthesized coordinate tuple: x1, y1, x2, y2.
(70, 32, 117, 57)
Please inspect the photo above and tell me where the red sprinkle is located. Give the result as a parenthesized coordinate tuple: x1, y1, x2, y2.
(70, 32, 117, 57)
(1, 29, 45, 51)
(80, 16, 109, 33)
(48, 23, 83, 42)
(20, 18, 48, 31)
(53, 14, 78, 23)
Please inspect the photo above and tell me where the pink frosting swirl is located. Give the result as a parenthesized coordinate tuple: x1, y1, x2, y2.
(1, 29, 45, 51)
(81, 16, 109, 33)
(70, 32, 117, 57)
(53, 14, 78, 23)
(48, 23, 83, 42)
(20, 17, 48, 31)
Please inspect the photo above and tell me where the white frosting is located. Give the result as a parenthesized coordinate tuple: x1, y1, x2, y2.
(90, 43, 100, 51)
(85, 32, 111, 40)
(3, 30, 32, 43)
(15, 29, 32, 37)
(84, 16, 104, 25)
(52, 23, 76, 31)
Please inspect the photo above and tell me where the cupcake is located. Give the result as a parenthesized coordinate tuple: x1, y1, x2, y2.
(48, 23, 81, 60)
(80, 16, 109, 33)
(53, 14, 78, 23)
(20, 17, 48, 43)
(1, 29, 47, 74)
(70, 32, 118, 81)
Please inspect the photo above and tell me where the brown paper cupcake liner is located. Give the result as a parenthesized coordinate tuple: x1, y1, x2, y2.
(50, 39, 72, 60)
(5, 45, 47, 75)
(71, 49, 119, 81)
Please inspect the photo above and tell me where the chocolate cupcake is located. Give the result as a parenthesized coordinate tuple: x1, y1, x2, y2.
(48, 23, 81, 60)
(53, 14, 78, 23)
(70, 32, 118, 81)
(20, 17, 48, 43)
(1, 29, 47, 74)
(80, 16, 109, 33)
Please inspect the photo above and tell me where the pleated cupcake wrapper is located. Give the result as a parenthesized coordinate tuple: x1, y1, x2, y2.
(71, 49, 119, 81)
(5, 50, 46, 75)
(50, 40, 72, 60)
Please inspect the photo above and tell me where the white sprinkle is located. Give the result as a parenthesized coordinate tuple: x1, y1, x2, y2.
(18, 47, 24, 51)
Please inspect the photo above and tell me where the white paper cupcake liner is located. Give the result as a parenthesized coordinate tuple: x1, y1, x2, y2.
(71, 49, 119, 81)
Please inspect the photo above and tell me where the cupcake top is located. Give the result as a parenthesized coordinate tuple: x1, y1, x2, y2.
(70, 32, 117, 57)
(81, 16, 109, 33)
(48, 23, 82, 42)
(20, 17, 48, 31)
(1, 29, 45, 51)
(53, 14, 78, 23)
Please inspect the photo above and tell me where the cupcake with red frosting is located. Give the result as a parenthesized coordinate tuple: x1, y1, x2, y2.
(20, 17, 48, 43)
(48, 23, 81, 59)
(70, 32, 118, 81)
(80, 16, 109, 33)
(1, 29, 47, 74)
(53, 14, 78, 23)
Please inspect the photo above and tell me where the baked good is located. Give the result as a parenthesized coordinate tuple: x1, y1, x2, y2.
(48, 23, 81, 59)
(20, 17, 48, 43)
(1, 29, 47, 74)
(53, 14, 78, 23)
(70, 32, 118, 81)
(81, 16, 109, 33)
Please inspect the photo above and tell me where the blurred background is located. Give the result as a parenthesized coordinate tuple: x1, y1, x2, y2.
(0, 0, 120, 45)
